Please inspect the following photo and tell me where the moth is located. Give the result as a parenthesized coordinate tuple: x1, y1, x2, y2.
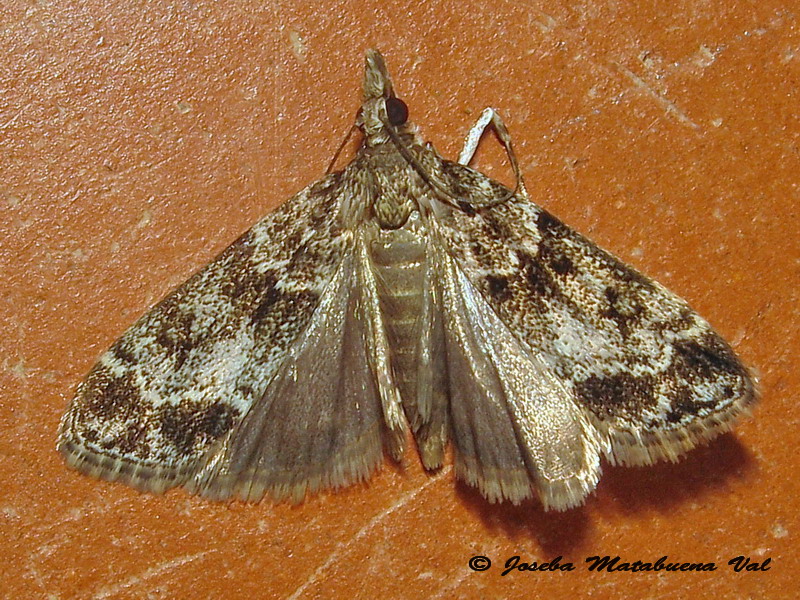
(58, 50, 756, 511)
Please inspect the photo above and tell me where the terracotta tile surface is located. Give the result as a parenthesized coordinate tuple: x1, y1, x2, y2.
(1, 1, 797, 598)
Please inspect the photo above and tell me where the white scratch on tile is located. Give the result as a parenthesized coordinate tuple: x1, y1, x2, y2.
(90, 551, 211, 600)
(615, 62, 699, 129)
(287, 468, 450, 600)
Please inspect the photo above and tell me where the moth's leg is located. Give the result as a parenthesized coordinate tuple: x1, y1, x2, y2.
(458, 107, 528, 199)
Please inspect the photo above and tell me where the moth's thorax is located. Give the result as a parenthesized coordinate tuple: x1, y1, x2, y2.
(356, 133, 431, 230)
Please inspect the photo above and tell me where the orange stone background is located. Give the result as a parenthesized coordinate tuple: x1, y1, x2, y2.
(1, 1, 797, 598)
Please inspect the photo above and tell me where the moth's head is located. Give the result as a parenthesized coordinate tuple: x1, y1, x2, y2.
(357, 49, 411, 143)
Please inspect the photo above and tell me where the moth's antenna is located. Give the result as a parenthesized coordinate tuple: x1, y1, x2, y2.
(327, 125, 359, 174)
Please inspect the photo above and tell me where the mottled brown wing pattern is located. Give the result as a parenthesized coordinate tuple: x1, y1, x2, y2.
(58, 174, 367, 494)
(431, 159, 756, 474)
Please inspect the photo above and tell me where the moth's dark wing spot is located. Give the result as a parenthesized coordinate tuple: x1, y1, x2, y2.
(664, 390, 711, 424)
(253, 289, 319, 348)
(537, 210, 570, 238)
(158, 406, 193, 456)
(83, 367, 144, 421)
(158, 401, 240, 456)
(526, 261, 552, 296)
(201, 402, 240, 439)
(218, 245, 286, 325)
(653, 308, 695, 334)
(155, 315, 195, 369)
(576, 373, 657, 419)
(251, 276, 282, 323)
(112, 340, 138, 364)
(537, 243, 576, 276)
(439, 160, 510, 207)
(151, 290, 208, 369)
(484, 274, 512, 302)
(225, 267, 277, 308)
(457, 200, 476, 216)
(482, 211, 514, 243)
(80, 367, 151, 456)
(470, 242, 494, 264)
(550, 255, 575, 275)
(672, 334, 746, 382)
(519, 251, 559, 297)
(601, 286, 645, 337)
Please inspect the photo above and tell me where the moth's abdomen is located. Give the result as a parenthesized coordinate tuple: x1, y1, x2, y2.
(368, 216, 427, 407)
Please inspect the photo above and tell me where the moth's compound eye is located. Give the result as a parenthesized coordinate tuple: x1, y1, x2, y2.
(385, 97, 409, 126)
